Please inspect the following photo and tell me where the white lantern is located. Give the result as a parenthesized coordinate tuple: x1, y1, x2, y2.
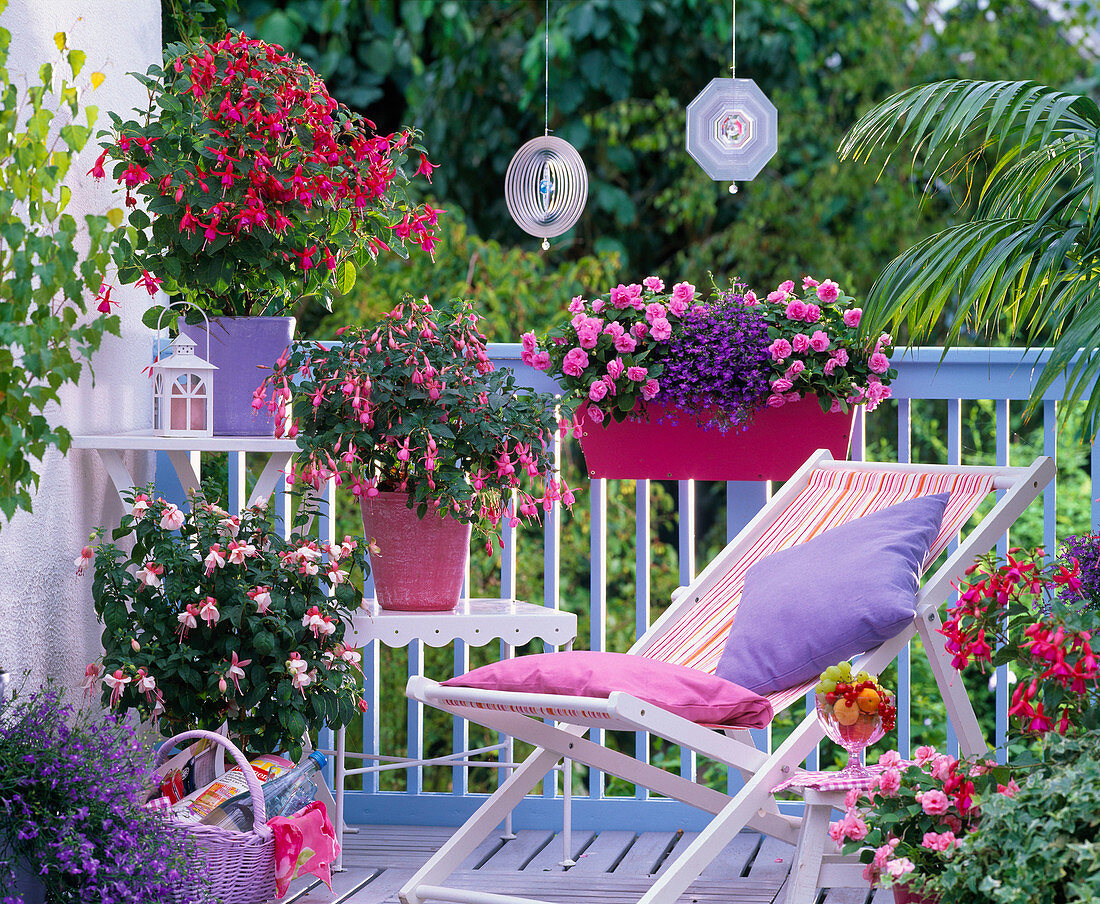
(151, 305, 218, 437)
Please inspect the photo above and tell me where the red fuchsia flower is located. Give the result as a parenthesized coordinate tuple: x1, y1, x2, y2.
(135, 561, 164, 590)
(136, 269, 163, 296)
(247, 585, 273, 614)
(224, 651, 251, 695)
(82, 662, 101, 697)
(203, 543, 226, 575)
(159, 503, 185, 531)
(87, 149, 108, 179)
(103, 669, 131, 706)
(95, 282, 117, 314)
(199, 596, 219, 627)
(415, 154, 438, 182)
(176, 603, 198, 641)
(74, 545, 94, 577)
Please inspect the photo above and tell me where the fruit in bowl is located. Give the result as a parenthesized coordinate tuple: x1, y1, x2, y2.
(814, 661, 896, 773)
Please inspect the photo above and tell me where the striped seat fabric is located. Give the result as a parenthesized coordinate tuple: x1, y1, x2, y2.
(640, 467, 995, 714)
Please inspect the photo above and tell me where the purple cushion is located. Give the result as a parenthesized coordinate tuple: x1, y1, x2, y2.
(715, 492, 950, 695)
(441, 651, 773, 728)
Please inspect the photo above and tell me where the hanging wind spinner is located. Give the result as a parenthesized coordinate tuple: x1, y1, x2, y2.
(685, 0, 777, 193)
(505, 1, 588, 250)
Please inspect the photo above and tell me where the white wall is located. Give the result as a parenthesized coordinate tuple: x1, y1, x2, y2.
(0, 1, 161, 687)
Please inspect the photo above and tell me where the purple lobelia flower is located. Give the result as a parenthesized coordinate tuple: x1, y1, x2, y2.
(0, 680, 210, 903)
(1057, 533, 1100, 612)
(652, 287, 772, 431)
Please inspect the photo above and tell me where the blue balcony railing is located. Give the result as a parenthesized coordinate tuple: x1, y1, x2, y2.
(226, 346, 1099, 830)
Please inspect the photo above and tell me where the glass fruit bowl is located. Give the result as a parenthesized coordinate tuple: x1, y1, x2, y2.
(815, 688, 893, 778)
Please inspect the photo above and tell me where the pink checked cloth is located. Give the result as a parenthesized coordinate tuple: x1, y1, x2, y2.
(772, 763, 908, 795)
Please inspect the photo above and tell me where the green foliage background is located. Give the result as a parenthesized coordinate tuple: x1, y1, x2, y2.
(196, 0, 1100, 796)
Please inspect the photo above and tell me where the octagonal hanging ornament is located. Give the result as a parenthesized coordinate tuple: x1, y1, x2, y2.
(686, 77, 777, 190)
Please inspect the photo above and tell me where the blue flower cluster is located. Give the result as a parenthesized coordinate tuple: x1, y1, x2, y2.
(653, 289, 772, 431)
(0, 682, 208, 904)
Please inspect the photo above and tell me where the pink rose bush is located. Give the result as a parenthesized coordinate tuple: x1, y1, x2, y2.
(830, 748, 1021, 894)
(88, 487, 371, 759)
(524, 274, 895, 431)
(262, 297, 574, 550)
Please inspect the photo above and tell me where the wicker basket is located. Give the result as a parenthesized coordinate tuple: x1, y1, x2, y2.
(155, 729, 277, 904)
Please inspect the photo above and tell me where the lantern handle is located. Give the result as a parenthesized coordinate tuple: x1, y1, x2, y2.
(155, 300, 211, 366)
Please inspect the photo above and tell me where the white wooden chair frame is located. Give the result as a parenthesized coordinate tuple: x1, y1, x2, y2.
(399, 452, 1054, 904)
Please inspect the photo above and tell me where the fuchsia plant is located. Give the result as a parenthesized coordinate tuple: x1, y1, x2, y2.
(523, 275, 895, 429)
(261, 297, 573, 550)
(91, 32, 438, 321)
(87, 486, 370, 760)
(940, 548, 1099, 736)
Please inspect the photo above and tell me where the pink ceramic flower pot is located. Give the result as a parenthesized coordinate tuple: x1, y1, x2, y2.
(360, 492, 471, 611)
(892, 883, 939, 904)
(575, 396, 856, 481)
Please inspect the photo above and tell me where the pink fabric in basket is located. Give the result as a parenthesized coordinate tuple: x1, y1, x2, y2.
(442, 651, 773, 728)
(268, 801, 340, 898)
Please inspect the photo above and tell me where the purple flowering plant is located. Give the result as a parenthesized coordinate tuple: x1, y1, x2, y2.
(0, 680, 208, 904)
(522, 274, 897, 431)
(1058, 533, 1100, 611)
(652, 286, 772, 431)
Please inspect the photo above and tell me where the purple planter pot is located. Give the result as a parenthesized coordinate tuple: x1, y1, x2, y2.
(182, 316, 295, 436)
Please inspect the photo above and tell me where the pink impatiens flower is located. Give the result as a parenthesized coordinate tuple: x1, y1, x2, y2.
(649, 317, 672, 341)
(562, 347, 590, 377)
(614, 334, 637, 353)
(869, 351, 890, 374)
(671, 281, 695, 306)
(785, 299, 808, 321)
(641, 378, 660, 400)
(769, 338, 792, 361)
(917, 789, 950, 816)
(809, 330, 831, 352)
(791, 333, 811, 353)
(643, 276, 664, 292)
(588, 381, 608, 402)
(626, 366, 648, 382)
(816, 279, 839, 303)
(843, 308, 862, 328)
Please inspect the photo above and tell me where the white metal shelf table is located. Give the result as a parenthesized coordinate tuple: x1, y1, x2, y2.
(331, 597, 578, 869)
(70, 430, 298, 513)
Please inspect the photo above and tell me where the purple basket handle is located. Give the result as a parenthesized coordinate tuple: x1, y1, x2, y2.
(154, 728, 269, 832)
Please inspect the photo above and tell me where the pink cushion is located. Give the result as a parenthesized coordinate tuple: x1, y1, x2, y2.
(440, 651, 773, 728)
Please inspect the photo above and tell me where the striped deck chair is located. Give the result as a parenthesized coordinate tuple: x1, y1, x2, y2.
(400, 452, 1054, 904)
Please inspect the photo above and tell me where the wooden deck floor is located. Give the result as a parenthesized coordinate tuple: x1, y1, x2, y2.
(284, 825, 894, 904)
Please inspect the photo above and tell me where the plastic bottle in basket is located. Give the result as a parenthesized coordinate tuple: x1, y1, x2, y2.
(171, 754, 293, 823)
(203, 751, 327, 831)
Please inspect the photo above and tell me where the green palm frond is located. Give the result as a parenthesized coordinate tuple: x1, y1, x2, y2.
(841, 78, 1100, 438)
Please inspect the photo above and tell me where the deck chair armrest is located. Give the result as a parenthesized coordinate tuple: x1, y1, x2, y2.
(408, 676, 773, 773)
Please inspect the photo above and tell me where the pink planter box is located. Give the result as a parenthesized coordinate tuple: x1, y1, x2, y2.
(575, 397, 856, 481)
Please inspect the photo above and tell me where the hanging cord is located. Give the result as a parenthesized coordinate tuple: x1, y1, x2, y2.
(731, 0, 736, 76)
(544, 0, 550, 136)
(729, 0, 738, 194)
